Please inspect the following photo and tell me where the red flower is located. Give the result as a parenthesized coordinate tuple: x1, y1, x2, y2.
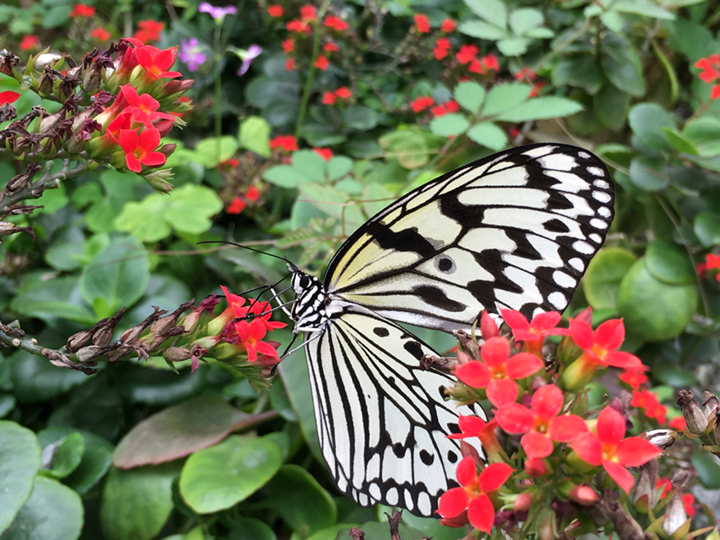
(495, 385, 588, 458)
(454, 337, 544, 407)
(431, 104, 447, 117)
(300, 4, 317, 21)
(500, 309, 565, 357)
(69, 3, 95, 17)
(444, 99, 459, 112)
(515, 67, 537, 81)
(631, 389, 667, 424)
(282, 39, 294, 53)
(447, 416, 508, 463)
(697, 252, 720, 281)
(322, 91, 336, 105)
(483, 53, 500, 71)
(618, 369, 648, 390)
(695, 55, 720, 100)
(135, 45, 182, 81)
(325, 15, 348, 31)
(562, 317, 644, 390)
(286, 19, 310, 33)
(313, 147, 333, 161)
(19, 35, 39, 51)
(270, 134, 299, 152)
(315, 56, 329, 70)
(434, 38, 451, 60)
(438, 457, 513, 533)
(134, 20, 164, 43)
(529, 81, 546, 98)
(227, 197, 246, 214)
(118, 128, 167, 173)
(441, 19, 456, 32)
(246, 185, 260, 202)
(669, 416, 686, 430)
(118, 84, 175, 125)
(570, 407, 662, 494)
(285, 57, 296, 70)
(658, 478, 696, 516)
(268, 4, 284, 17)
(90, 27, 111, 42)
(410, 96, 434, 112)
(413, 13, 430, 33)
(456, 44, 478, 64)
(323, 41, 339, 52)
(0, 89, 20, 106)
(335, 86, 351, 99)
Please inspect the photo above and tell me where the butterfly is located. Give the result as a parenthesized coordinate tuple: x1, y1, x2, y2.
(287, 143, 614, 517)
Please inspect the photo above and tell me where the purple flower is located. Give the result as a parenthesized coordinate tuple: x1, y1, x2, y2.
(179, 38, 208, 72)
(199, 2, 237, 20)
(237, 45, 262, 76)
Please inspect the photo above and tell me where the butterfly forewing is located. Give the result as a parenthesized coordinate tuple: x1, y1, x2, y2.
(323, 144, 614, 332)
(304, 310, 484, 516)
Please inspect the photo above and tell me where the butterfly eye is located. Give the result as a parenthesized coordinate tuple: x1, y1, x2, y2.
(434, 255, 456, 274)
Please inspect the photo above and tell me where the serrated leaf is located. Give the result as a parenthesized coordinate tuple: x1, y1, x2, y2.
(263, 164, 310, 188)
(429, 113, 470, 138)
(458, 20, 507, 40)
(498, 37, 528, 56)
(509, 8, 544, 35)
(454, 82, 486, 114)
(238, 116, 271, 158)
(482, 82, 531, 117)
(495, 96, 583, 122)
(467, 122, 508, 151)
(464, 0, 506, 28)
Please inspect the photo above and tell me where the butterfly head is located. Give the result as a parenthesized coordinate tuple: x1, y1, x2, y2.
(290, 271, 328, 333)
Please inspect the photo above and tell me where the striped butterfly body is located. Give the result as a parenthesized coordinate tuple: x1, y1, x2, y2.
(288, 144, 614, 517)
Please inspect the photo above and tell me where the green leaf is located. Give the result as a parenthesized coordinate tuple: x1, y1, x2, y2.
(163, 184, 223, 235)
(694, 212, 720, 247)
(179, 435, 282, 514)
(341, 106, 378, 131)
(292, 150, 327, 183)
(683, 117, 720, 157)
(467, 122, 507, 151)
(496, 96, 583, 122)
(298, 183, 365, 229)
(10, 352, 87, 403)
(618, 259, 697, 341)
(0, 421, 41, 535)
(662, 128, 698, 155)
(458, 19, 506, 40)
(238, 116, 271, 158)
(45, 226, 84, 271)
(278, 357, 322, 462)
(601, 38, 646, 96)
(628, 103, 674, 150)
(645, 239, 695, 285)
(79, 235, 150, 317)
(509, 8, 544, 35)
(193, 136, 240, 168)
(497, 37, 528, 56)
(552, 57, 603, 95)
(326, 156, 353, 182)
(100, 463, 179, 540)
(482, 82, 531, 117)
(114, 395, 270, 469)
(267, 465, 337, 536)
(594, 83, 630, 131)
(33, 186, 69, 215)
(0, 477, 82, 540)
(114, 194, 172, 243)
(41, 4, 71, 28)
(628, 156, 669, 192)
(263, 164, 310, 188)
(429, 113, 470, 138)
(377, 131, 429, 169)
(583, 247, 638, 311)
(227, 517, 277, 540)
(464, 0, 506, 28)
(39, 432, 84, 480)
(614, 0, 674, 19)
(454, 81, 485, 114)
(10, 277, 95, 325)
(693, 452, 720, 489)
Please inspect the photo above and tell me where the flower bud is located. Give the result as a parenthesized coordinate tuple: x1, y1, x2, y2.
(642, 429, 677, 450)
(452, 330, 480, 360)
(82, 65, 103, 95)
(537, 507, 556, 540)
(38, 70, 56, 95)
(75, 345, 107, 363)
(164, 347, 193, 362)
(677, 389, 708, 437)
(632, 459, 658, 512)
(525, 457, 551, 477)
(480, 311, 499, 340)
(158, 143, 176, 157)
(567, 484, 599, 506)
(513, 492, 533, 512)
(66, 329, 93, 352)
(143, 169, 174, 193)
(662, 492, 689, 537)
(703, 391, 719, 419)
(35, 53, 62, 71)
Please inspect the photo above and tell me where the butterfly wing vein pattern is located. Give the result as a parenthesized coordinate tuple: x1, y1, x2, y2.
(289, 144, 615, 518)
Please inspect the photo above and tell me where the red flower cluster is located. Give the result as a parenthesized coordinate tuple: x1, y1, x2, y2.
(515, 68, 545, 97)
(134, 20, 164, 44)
(268, 4, 283, 17)
(441, 19, 456, 32)
(430, 99, 459, 117)
(270, 134, 299, 152)
(227, 186, 260, 215)
(410, 96, 434, 112)
(631, 389, 668, 425)
(658, 478, 696, 517)
(19, 35, 39, 51)
(695, 54, 720, 100)
(91, 27, 112, 42)
(434, 38, 451, 60)
(69, 3, 95, 17)
(313, 147, 333, 161)
(413, 14, 430, 33)
(322, 86, 352, 105)
(325, 15, 348, 31)
(697, 252, 720, 280)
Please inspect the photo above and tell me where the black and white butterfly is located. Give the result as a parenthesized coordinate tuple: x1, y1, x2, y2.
(286, 144, 614, 517)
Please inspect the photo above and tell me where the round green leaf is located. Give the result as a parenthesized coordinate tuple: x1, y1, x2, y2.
(583, 247, 637, 310)
(267, 465, 337, 536)
(0, 476, 82, 540)
(100, 464, 179, 540)
(692, 451, 720, 489)
(163, 184, 223, 235)
(509, 8, 544, 35)
(292, 150, 326, 183)
(429, 113, 470, 138)
(594, 83, 630, 131)
(115, 196, 172, 243)
(552, 57, 603, 95)
(662, 128, 698, 155)
(228, 517, 277, 540)
(650, 361, 698, 387)
(458, 20, 506, 40)
(0, 421, 41, 534)
(327, 156, 353, 182)
(238, 116, 271, 158)
(645, 239, 695, 285)
(467, 122, 507, 151)
(114, 395, 270, 469)
(600, 39, 645, 97)
(39, 432, 84, 480)
(377, 131, 429, 170)
(10, 352, 87, 403)
(628, 103, 674, 150)
(341, 106, 378, 131)
(193, 136, 240, 168)
(618, 259, 697, 341)
(46, 226, 85, 271)
(682, 116, 720, 157)
(453, 82, 485, 114)
(179, 435, 282, 514)
(628, 156, 669, 192)
(694, 212, 720, 247)
(263, 164, 308, 188)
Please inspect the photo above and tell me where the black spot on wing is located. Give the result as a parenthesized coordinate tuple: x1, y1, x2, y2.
(544, 218, 570, 233)
(413, 285, 466, 312)
(447, 451, 458, 463)
(404, 341, 424, 360)
(437, 257, 453, 272)
(420, 450, 435, 465)
(439, 193, 485, 228)
(365, 222, 436, 257)
(373, 326, 390, 337)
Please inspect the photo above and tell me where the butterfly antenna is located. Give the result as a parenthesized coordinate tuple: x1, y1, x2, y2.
(196, 240, 300, 272)
(280, 332, 322, 360)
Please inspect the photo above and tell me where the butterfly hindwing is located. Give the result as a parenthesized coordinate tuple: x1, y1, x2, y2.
(304, 310, 484, 516)
(323, 144, 614, 331)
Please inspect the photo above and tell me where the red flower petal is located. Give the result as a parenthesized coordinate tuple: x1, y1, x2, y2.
(495, 403, 533, 434)
(125, 154, 142, 172)
(447, 415, 487, 439)
(548, 415, 588, 443)
(438, 487, 470, 519)
(141, 151, 166, 167)
(596, 407, 625, 445)
(467, 494, 495, 534)
(254, 340, 279, 357)
(594, 318, 624, 350)
(568, 318, 594, 350)
(531, 312, 561, 332)
(603, 351, 644, 369)
(500, 309, 530, 331)
(570, 432, 602, 466)
(0, 90, 20, 105)
(486, 378, 518, 407)
(521, 430, 553, 458)
(603, 460, 635, 494)
(455, 361, 491, 388)
(455, 455, 478, 487)
(531, 384, 563, 420)
(477, 462, 513, 492)
(615, 437, 662, 467)
(505, 352, 543, 379)
(480, 337, 510, 366)
(138, 127, 161, 150)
